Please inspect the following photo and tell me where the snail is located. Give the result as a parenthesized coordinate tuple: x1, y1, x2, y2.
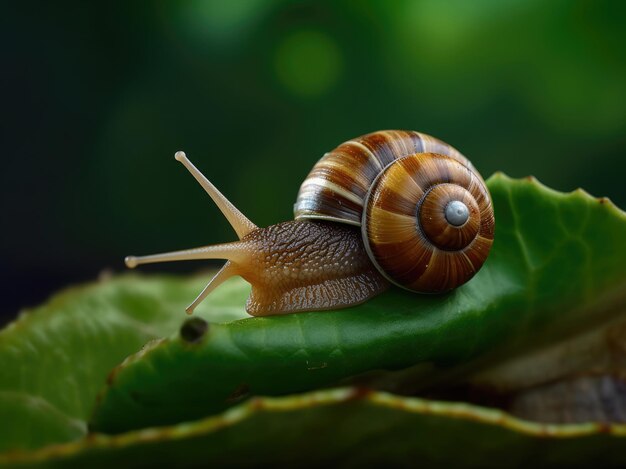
(125, 130, 495, 316)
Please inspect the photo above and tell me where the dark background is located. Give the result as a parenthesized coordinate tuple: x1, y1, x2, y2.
(2, 1, 625, 322)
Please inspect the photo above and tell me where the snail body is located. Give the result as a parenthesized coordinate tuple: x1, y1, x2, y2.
(126, 130, 494, 316)
(231, 220, 388, 315)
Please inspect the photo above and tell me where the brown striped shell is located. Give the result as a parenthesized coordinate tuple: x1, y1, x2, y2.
(294, 130, 494, 293)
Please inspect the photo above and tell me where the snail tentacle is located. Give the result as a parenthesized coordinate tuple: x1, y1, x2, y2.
(175, 151, 257, 239)
(185, 261, 238, 315)
(124, 240, 249, 268)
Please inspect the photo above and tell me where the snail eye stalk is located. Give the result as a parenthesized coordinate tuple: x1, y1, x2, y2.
(173, 151, 257, 239)
(125, 151, 257, 314)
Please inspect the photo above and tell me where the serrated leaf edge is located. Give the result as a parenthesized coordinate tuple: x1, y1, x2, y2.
(487, 172, 626, 219)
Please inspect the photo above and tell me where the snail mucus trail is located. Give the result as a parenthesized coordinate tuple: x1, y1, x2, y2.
(126, 131, 494, 316)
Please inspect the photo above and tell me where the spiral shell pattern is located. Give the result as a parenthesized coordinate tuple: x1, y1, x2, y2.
(294, 130, 477, 225)
(294, 130, 494, 293)
(362, 152, 494, 292)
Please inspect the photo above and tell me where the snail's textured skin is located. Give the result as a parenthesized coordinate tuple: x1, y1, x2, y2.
(236, 220, 388, 315)
(295, 130, 494, 293)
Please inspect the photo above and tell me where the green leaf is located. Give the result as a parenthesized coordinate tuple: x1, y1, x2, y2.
(3, 389, 626, 468)
(1, 174, 625, 462)
(90, 174, 626, 432)
(0, 276, 249, 452)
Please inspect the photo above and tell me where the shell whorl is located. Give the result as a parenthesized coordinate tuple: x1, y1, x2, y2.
(362, 153, 494, 292)
(294, 130, 494, 293)
(294, 130, 474, 225)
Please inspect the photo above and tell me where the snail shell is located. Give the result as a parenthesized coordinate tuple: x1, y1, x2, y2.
(294, 130, 495, 293)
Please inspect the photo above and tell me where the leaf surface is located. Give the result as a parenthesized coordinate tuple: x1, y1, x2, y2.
(0, 276, 248, 452)
(91, 174, 626, 432)
(3, 389, 626, 468)
(1, 174, 625, 460)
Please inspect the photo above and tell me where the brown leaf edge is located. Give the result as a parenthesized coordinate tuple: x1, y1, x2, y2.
(2, 387, 625, 466)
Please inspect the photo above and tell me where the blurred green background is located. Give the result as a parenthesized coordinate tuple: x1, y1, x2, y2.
(2, 0, 625, 321)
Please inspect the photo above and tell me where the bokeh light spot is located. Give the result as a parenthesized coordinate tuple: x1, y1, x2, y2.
(274, 30, 343, 97)
(180, 0, 273, 48)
